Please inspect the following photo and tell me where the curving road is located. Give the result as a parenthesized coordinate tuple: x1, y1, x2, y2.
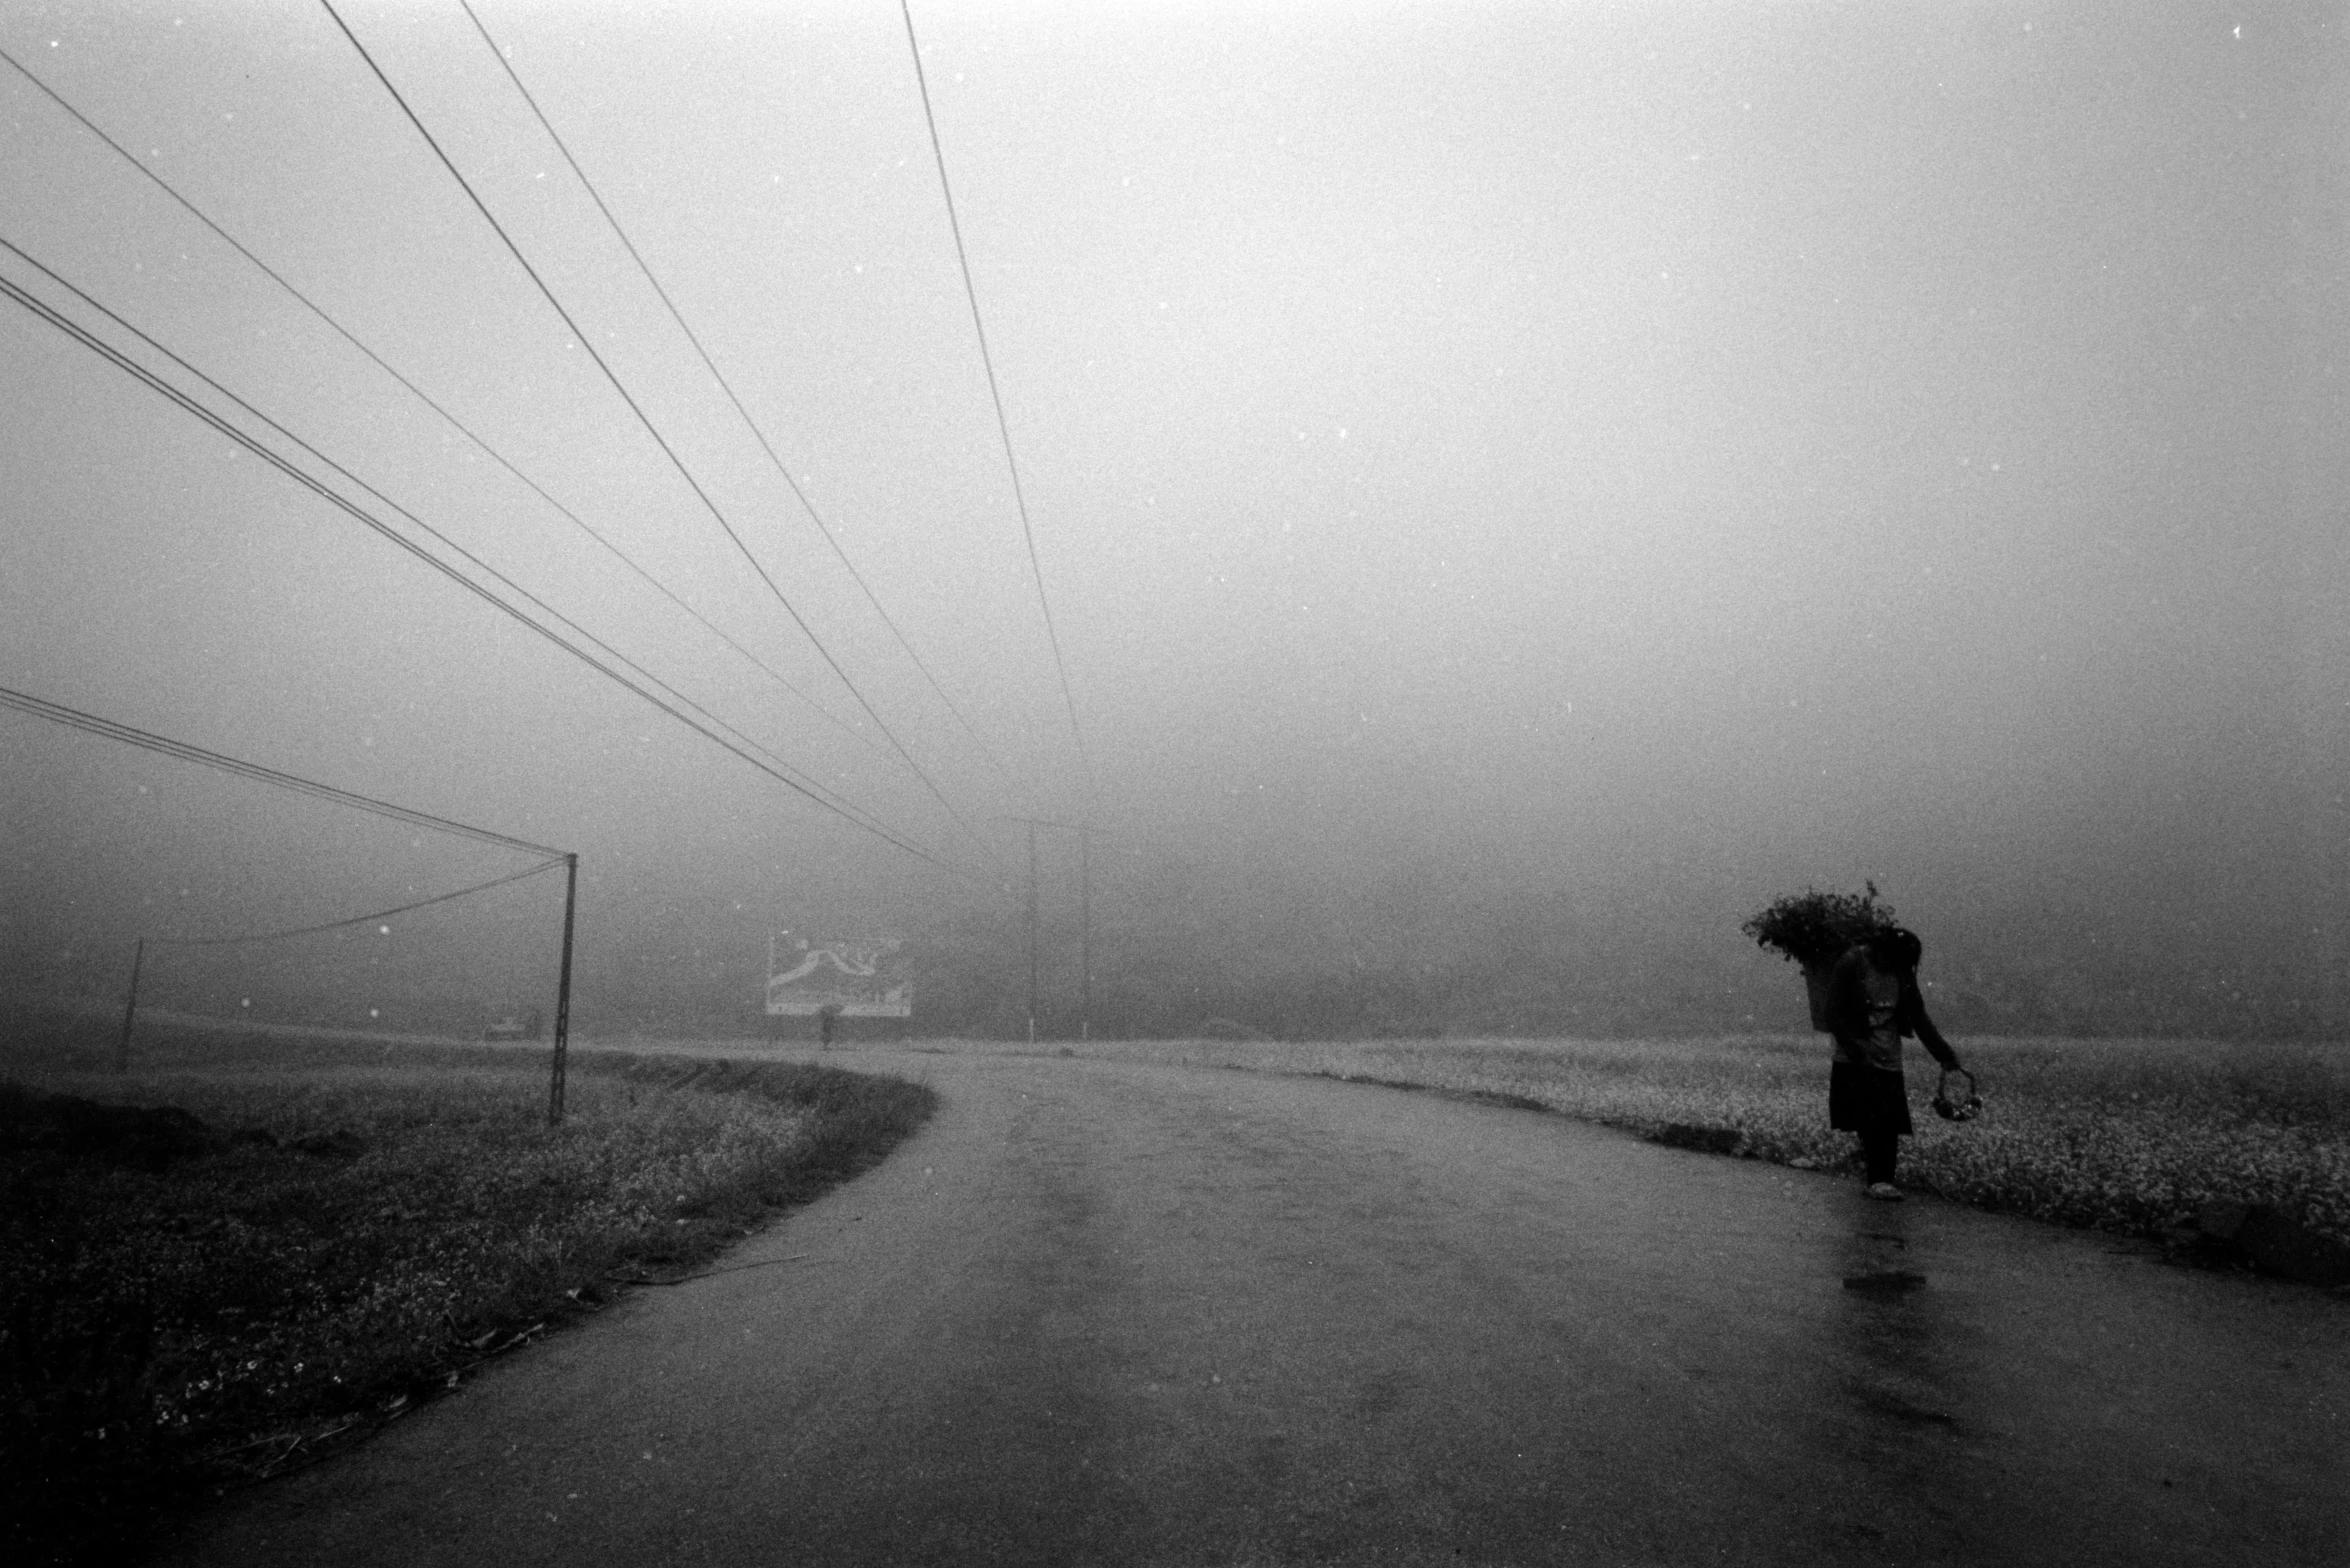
(159, 1048, 2346, 1567)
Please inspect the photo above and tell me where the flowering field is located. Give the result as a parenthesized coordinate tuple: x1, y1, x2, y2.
(974, 1032, 2350, 1249)
(1, 1040, 934, 1563)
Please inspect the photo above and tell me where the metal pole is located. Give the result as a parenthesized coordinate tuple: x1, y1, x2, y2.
(549, 852, 578, 1126)
(1026, 821, 1040, 1043)
(1078, 828, 1092, 1041)
(116, 937, 144, 1075)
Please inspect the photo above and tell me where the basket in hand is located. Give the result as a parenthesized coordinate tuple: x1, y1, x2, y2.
(1930, 1067, 1982, 1123)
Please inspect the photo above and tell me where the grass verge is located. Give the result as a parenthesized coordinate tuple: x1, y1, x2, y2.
(1267, 1035, 2350, 1248)
(1, 1025, 934, 1566)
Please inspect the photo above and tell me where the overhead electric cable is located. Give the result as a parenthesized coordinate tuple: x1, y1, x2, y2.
(898, 0, 1098, 803)
(153, 858, 569, 947)
(0, 237, 919, 851)
(319, 0, 994, 864)
(457, 0, 1022, 794)
(0, 41, 896, 771)
(0, 262, 971, 876)
(0, 684, 562, 857)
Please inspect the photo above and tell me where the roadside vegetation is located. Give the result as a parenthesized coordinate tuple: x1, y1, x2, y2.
(2, 1024, 934, 1566)
(1282, 1035, 2350, 1247)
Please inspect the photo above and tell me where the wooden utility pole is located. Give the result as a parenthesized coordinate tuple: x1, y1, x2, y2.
(548, 852, 579, 1126)
(116, 937, 144, 1075)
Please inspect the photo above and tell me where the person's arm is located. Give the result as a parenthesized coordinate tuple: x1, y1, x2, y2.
(1903, 977, 1961, 1070)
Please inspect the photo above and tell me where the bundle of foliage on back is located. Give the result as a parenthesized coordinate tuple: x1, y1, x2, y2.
(1742, 883, 1898, 968)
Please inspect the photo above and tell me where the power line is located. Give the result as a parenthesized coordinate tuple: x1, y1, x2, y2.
(0, 258, 973, 876)
(898, 0, 1098, 805)
(319, 0, 993, 864)
(152, 858, 569, 947)
(0, 238, 892, 845)
(0, 684, 563, 858)
(0, 40, 898, 774)
(0, 270, 957, 874)
(0, 237, 931, 858)
(456, 0, 1024, 798)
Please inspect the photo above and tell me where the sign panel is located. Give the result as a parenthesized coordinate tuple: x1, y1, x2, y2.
(766, 934, 912, 1018)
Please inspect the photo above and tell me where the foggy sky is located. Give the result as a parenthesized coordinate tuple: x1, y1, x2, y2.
(4, 1, 2345, 1035)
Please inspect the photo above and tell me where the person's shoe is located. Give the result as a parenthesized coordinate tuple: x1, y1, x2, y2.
(1865, 1182, 1905, 1202)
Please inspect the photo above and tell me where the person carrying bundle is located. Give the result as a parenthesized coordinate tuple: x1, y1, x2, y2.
(1825, 925, 1964, 1200)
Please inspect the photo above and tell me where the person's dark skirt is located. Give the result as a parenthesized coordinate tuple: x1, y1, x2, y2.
(1829, 1061, 1913, 1137)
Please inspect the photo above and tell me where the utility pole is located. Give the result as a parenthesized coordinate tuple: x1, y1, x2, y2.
(1000, 815, 1105, 1044)
(117, 937, 144, 1075)
(1025, 820, 1040, 1042)
(1078, 826, 1093, 1041)
(549, 852, 579, 1126)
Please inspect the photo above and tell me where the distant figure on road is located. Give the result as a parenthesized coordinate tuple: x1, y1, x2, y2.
(818, 1003, 843, 1049)
(1825, 926, 1963, 1201)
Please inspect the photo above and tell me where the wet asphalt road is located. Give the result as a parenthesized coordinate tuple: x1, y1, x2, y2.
(158, 1048, 2346, 1567)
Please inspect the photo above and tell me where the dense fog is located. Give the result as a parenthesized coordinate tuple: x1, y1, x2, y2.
(5, 2, 2344, 1042)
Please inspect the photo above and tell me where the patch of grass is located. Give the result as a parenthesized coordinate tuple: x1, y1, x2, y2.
(1265, 1035, 2350, 1248)
(1, 1034, 933, 1566)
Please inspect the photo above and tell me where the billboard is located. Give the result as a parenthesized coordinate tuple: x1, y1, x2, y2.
(766, 934, 912, 1018)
